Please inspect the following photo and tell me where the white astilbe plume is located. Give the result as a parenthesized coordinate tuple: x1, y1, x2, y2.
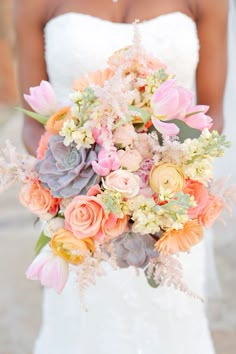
(154, 136, 187, 164)
(146, 255, 202, 300)
(93, 71, 135, 123)
(74, 242, 117, 306)
(0, 140, 37, 193)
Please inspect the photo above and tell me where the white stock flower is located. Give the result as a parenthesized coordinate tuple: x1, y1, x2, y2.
(72, 127, 95, 149)
(59, 119, 77, 146)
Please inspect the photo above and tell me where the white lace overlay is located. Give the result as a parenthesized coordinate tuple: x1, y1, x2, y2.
(35, 12, 215, 354)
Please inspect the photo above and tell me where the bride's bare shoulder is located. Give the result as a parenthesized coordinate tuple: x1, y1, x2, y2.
(14, 0, 57, 27)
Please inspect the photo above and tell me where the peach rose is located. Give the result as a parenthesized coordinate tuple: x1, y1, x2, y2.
(113, 123, 137, 147)
(183, 179, 209, 218)
(51, 228, 95, 265)
(45, 106, 71, 134)
(64, 195, 106, 241)
(103, 213, 129, 240)
(149, 162, 185, 195)
(200, 194, 224, 228)
(103, 170, 140, 198)
(117, 149, 142, 172)
(19, 180, 60, 217)
(73, 68, 114, 91)
(155, 220, 203, 255)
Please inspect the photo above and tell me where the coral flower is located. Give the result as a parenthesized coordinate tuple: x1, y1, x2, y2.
(73, 68, 114, 91)
(45, 106, 71, 134)
(36, 131, 52, 160)
(155, 220, 203, 255)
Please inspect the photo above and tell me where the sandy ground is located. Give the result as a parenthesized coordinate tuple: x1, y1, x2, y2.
(0, 111, 235, 354)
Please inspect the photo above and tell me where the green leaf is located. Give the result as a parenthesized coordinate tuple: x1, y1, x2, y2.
(168, 119, 201, 142)
(128, 105, 151, 125)
(35, 231, 51, 256)
(144, 267, 160, 288)
(16, 107, 48, 125)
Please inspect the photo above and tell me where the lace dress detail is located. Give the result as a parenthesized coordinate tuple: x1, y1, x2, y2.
(34, 12, 215, 354)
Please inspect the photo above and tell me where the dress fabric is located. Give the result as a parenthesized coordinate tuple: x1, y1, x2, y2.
(34, 12, 215, 354)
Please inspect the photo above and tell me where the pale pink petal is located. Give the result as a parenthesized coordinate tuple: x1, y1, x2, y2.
(185, 113, 213, 130)
(40, 256, 69, 294)
(151, 118, 180, 136)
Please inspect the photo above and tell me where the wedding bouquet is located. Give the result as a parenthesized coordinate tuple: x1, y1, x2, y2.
(0, 30, 233, 296)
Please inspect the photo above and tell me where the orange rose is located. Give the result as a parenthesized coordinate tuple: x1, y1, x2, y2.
(51, 228, 95, 265)
(45, 106, 71, 134)
(200, 194, 224, 228)
(19, 180, 60, 217)
(155, 220, 203, 255)
(103, 213, 129, 240)
(183, 179, 209, 219)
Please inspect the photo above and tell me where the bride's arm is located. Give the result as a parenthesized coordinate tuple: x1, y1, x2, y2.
(196, 0, 228, 133)
(14, 0, 51, 155)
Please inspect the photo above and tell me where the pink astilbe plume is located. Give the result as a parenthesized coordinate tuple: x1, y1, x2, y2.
(0, 140, 37, 193)
(146, 255, 202, 300)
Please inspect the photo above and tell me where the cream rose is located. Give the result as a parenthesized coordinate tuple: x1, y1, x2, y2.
(103, 170, 140, 198)
(149, 162, 185, 194)
(117, 149, 142, 172)
(44, 217, 65, 238)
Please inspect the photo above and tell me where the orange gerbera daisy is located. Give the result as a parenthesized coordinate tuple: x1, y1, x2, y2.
(73, 68, 114, 91)
(155, 220, 203, 256)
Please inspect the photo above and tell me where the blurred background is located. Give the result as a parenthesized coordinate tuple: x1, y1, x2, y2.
(0, 1, 235, 354)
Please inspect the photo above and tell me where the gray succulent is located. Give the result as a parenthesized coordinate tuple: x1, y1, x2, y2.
(37, 135, 99, 198)
(113, 232, 158, 268)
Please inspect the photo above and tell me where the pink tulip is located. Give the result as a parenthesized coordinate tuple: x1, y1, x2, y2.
(24, 80, 58, 116)
(92, 148, 120, 176)
(151, 80, 194, 120)
(26, 249, 69, 294)
(184, 105, 213, 130)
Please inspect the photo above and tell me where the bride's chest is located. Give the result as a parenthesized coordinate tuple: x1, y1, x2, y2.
(44, 13, 199, 100)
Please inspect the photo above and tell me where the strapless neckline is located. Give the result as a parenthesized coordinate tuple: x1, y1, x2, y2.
(44, 11, 196, 30)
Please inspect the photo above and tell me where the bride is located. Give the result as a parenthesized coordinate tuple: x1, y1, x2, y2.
(14, 0, 228, 353)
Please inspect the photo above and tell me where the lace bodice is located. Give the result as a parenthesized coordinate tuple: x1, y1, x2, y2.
(44, 12, 199, 102)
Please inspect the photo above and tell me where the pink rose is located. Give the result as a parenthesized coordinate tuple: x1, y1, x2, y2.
(183, 179, 209, 219)
(19, 180, 60, 218)
(103, 170, 140, 198)
(64, 195, 106, 241)
(113, 124, 137, 147)
(117, 149, 142, 171)
(26, 249, 69, 294)
(92, 148, 120, 176)
(103, 213, 129, 240)
(200, 194, 224, 228)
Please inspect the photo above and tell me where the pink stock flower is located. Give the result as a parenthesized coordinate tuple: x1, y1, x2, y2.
(26, 249, 69, 294)
(92, 148, 120, 176)
(24, 80, 58, 116)
(151, 80, 212, 135)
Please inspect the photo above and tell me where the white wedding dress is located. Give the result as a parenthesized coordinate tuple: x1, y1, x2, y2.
(34, 12, 215, 354)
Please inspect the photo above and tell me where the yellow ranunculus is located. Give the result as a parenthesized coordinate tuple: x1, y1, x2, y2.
(149, 162, 185, 195)
(50, 228, 95, 265)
